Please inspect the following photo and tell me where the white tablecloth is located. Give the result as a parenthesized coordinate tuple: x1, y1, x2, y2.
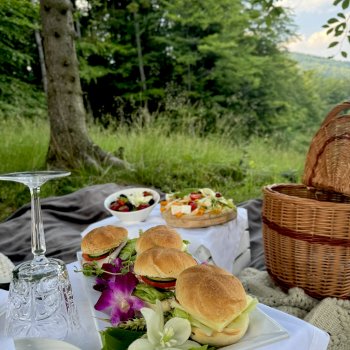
(81, 205, 249, 272)
(0, 263, 330, 350)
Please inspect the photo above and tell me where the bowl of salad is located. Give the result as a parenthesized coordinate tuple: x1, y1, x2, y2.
(104, 187, 160, 222)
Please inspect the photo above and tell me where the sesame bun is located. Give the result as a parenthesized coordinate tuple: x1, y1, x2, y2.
(175, 264, 249, 346)
(133, 247, 197, 279)
(135, 225, 183, 254)
(81, 225, 128, 256)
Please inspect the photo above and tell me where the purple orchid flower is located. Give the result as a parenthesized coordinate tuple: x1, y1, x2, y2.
(94, 271, 144, 325)
(93, 258, 123, 292)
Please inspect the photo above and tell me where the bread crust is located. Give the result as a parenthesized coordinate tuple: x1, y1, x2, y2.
(135, 225, 183, 254)
(175, 264, 247, 331)
(133, 247, 197, 278)
(81, 225, 128, 256)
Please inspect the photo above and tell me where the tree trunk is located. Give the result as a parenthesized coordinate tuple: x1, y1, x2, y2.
(133, 11, 150, 122)
(134, 12, 147, 93)
(39, 0, 126, 170)
(34, 28, 47, 94)
(32, 0, 47, 94)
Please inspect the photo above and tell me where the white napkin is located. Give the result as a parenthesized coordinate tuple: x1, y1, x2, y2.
(0, 289, 8, 317)
(0, 253, 15, 284)
(0, 337, 15, 350)
(0, 290, 14, 350)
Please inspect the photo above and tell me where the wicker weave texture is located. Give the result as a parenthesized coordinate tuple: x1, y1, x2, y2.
(303, 101, 350, 196)
(262, 184, 350, 299)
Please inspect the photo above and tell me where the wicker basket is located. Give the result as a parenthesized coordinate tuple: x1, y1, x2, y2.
(262, 101, 350, 299)
(303, 101, 350, 196)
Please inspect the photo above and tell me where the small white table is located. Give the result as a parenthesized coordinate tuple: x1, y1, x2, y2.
(81, 205, 251, 274)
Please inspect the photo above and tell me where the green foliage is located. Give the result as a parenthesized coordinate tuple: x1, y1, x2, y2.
(100, 327, 144, 350)
(290, 52, 350, 116)
(75, 0, 310, 137)
(0, 0, 329, 141)
(1, 0, 348, 223)
(0, 0, 39, 82)
(290, 52, 350, 78)
(0, 76, 47, 119)
(323, 0, 350, 59)
(0, 0, 45, 120)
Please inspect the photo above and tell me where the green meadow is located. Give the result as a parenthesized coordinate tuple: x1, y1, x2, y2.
(0, 116, 306, 221)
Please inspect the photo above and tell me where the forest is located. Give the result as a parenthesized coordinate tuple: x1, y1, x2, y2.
(1, 0, 350, 218)
(3, 0, 349, 135)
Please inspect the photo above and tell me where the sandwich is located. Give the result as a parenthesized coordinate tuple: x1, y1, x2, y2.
(135, 225, 185, 254)
(81, 225, 128, 267)
(133, 247, 197, 290)
(172, 264, 257, 347)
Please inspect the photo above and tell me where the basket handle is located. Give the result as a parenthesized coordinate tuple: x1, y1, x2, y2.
(320, 100, 350, 128)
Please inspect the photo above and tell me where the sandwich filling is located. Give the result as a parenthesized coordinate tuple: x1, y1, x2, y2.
(171, 295, 257, 336)
(140, 275, 176, 290)
(82, 241, 127, 264)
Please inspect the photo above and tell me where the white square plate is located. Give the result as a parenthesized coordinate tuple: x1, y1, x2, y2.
(77, 252, 289, 349)
(221, 306, 289, 349)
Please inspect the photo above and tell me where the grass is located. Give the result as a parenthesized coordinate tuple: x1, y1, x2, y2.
(0, 117, 308, 221)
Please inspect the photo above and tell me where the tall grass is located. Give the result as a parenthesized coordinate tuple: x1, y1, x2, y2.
(0, 116, 308, 221)
(0, 117, 48, 170)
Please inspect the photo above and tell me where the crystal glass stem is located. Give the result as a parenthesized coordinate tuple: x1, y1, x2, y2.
(30, 185, 48, 265)
(2, 171, 78, 340)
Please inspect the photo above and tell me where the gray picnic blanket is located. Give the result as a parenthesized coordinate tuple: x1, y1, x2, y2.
(0, 183, 265, 269)
(0, 183, 123, 264)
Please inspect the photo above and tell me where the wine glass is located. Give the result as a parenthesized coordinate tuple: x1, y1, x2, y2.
(0, 171, 79, 340)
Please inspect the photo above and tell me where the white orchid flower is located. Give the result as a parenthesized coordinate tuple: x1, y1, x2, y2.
(128, 300, 201, 350)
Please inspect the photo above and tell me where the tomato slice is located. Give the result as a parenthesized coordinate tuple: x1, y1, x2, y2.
(140, 276, 176, 290)
(188, 201, 197, 211)
(190, 193, 202, 200)
(82, 252, 110, 262)
(137, 203, 150, 210)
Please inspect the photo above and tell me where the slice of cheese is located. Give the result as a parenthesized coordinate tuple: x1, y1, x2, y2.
(171, 205, 192, 215)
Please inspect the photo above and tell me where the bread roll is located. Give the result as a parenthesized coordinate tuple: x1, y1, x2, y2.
(81, 225, 128, 256)
(134, 247, 197, 279)
(136, 225, 183, 254)
(176, 264, 247, 331)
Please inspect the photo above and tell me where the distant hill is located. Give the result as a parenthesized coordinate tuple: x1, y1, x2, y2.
(289, 52, 350, 79)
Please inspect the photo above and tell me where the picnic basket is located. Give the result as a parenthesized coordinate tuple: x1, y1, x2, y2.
(262, 101, 350, 299)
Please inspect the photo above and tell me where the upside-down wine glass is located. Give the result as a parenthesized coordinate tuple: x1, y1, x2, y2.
(1, 171, 79, 340)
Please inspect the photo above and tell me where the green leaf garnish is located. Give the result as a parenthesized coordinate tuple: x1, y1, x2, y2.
(100, 327, 144, 350)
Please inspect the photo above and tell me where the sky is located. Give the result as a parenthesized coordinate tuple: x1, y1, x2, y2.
(278, 0, 350, 60)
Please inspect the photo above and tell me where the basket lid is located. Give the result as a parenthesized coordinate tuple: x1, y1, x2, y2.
(303, 101, 350, 196)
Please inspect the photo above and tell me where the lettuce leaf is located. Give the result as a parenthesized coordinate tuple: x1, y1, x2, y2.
(172, 307, 213, 336)
(133, 283, 174, 303)
(119, 238, 137, 261)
